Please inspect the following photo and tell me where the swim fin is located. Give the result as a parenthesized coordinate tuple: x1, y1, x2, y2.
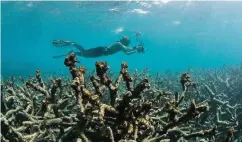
(52, 40, 73, 47)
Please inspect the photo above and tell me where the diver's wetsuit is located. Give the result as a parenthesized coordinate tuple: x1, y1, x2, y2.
(78, 46, 108, 58)
(77, 43, 123, 58)
(52, 40, 139, 58)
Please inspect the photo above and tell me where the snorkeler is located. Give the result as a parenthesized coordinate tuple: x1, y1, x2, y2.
(52, 36, 145, 58)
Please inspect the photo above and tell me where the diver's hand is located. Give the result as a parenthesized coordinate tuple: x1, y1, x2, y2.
(135, 45, 145, 53)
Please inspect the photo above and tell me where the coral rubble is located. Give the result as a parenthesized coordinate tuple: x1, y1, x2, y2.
(1, 53, 242, 142)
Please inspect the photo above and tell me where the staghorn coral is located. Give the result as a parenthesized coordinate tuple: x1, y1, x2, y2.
(1, 53, 242, 142)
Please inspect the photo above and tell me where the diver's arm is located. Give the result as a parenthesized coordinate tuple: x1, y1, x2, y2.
(125, 51, 137, 55)
(114, 42, 138, 54)
(123, 44, 146, 55)
(124, 49, 138, 55)
(71, 42, 85, 52)
(124, 45, 145, 55)
(108, 42, 141, 55)
(123, 46, 137, 53)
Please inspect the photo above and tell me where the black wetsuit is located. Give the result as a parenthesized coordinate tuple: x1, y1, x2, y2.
(78, 46, 108, 58)
(78, 44, 123, 58)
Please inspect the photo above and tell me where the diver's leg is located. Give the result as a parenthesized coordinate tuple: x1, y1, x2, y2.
(53, 51, 84, 59)
(53, 50, 75, 59)
(52, 40, 85, 52)
(80, 46, 108, 58)
(72, 43, 85, 52)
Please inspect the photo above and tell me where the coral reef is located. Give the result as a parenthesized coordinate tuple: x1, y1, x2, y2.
(1, 53, 242, 142)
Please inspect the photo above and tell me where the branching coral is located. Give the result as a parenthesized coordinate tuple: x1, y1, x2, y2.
(1, 53, 242, 142)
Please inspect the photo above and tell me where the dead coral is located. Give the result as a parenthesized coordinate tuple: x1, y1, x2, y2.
(1, 53, 242, 142)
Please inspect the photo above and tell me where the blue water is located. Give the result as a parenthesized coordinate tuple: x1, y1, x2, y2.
(2, 1, 242, 78)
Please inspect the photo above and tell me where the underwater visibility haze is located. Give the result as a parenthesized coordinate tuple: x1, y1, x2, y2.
(2, 1, 242, 77)
(1, 1, 242, 142)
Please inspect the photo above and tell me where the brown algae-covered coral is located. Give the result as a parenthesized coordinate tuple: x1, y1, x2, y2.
(1, 52, 242, 142)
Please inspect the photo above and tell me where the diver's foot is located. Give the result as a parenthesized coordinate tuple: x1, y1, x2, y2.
(52, 40, 74, 47)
